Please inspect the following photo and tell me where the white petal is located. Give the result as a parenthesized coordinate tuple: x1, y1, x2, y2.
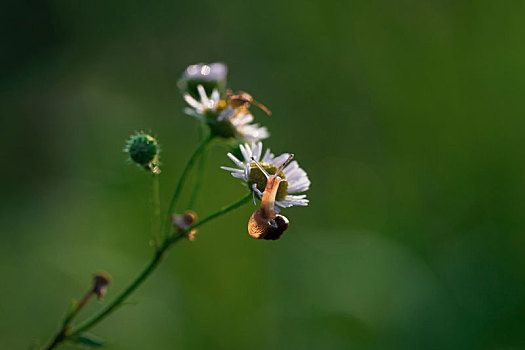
(211, 89, 220, 103)
(287, 170, 310, 193)
(239, 125, 269, 142)
(283, 160, 299, 175)
(252, 184, 263, 199)
(239, 143, 251, 162)
(220, 166, 243, 173)
(197, 85, 208, 105)
(288, 194, 307, 199)
(255, 127, 269, 140)
(261, 148, 272, 163)
(238, 112, 254, 124)
(244, 165, 250, 181)
(183, 108, 207, 122)
(253, 141, 262, 161)
(217, 109, 228, 121)
(227, 153, 245, 167)
(273, 153, 291, 167)
(289, 183, 310, 194)
(184, 94, 201, 109)
(276, 195, 309, 207)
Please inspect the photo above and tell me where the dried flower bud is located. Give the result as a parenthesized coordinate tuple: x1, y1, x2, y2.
(92, 272, 111, 301)
(172, 210, 198, 241)
(178, 63, 227, 100)
(124, 132, 161, 174)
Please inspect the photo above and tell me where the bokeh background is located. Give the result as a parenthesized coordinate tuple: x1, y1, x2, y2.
(2, 1, 525, 349)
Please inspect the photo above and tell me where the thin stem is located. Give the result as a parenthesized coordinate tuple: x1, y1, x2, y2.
(163, 135, 212, 235)
(63, 290, 93, 326)
(188, 143, 209, 210)
(167, 192, 252, 245)
(67, 192, 252, 340)
(70, 249, 166, 337)
(44, 288, 95, 350)
(151, 174, 161, 247)
(188, 121, 209, 210)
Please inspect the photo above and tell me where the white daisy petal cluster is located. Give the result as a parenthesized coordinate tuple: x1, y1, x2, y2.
(217, 106, 269, 142)
(183, 85, 221, 119)
(183, 84, 269, 142)
(180, 62, 310, 211)
(221, 141, 310, 208)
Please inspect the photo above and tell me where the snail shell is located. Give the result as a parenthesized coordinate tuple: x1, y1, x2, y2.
(248, 209, 289, 240)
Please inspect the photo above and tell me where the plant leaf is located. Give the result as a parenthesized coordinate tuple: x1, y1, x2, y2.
(71, 333, 105, 347)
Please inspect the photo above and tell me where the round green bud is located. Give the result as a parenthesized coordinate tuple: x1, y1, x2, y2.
(249, 163, 288, 201)
(125, 133, 160, 174)
(178, 63, 228, 99)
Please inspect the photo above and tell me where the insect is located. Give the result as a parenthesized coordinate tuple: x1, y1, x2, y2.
(225, 89, 272, 116)
(248, 154, 294, 240)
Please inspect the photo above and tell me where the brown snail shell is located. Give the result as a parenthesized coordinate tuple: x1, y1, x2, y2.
(248, 209, 289, 240)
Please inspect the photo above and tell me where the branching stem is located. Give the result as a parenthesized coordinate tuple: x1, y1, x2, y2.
(163, 135, 213, 236)
(43, 192, 252, 350)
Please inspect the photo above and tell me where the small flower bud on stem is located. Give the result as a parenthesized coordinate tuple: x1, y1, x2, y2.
(92, 272, 112, 301)
(172, 210, 198, 241)
(125, 132, 161, 174)
(44, 272, 112, 350)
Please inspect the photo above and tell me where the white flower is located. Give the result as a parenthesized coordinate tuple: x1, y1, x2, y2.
(221, 142, 310, 208)
(183, 84, 221, 118)
(183, 85, 269, 142)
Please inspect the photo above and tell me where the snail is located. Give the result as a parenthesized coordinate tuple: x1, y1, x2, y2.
(248, 154, 294, 240)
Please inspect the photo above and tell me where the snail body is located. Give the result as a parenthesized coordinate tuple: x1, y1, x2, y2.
(248, 155, 293, 240)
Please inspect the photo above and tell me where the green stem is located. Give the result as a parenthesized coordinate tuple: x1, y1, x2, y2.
(188, 121, 210, 210)
(43, 289, 94, 350)
(151, 174, 161, 247)
(167, 192, 252, 245)
(70, 248, 167, 337)
(66, 192, 252, 340)
(188, 143, 209, 210)
(163, 135, 212, 236)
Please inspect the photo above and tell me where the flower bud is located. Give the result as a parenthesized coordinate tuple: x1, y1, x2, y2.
(125, 132, 161, 174)
(92, 272, 111, 301)
(178, 63, 227, 100)
(172, 210, 198, 241)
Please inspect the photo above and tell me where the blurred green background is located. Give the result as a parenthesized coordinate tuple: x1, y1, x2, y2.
(2, 1, 525, 349)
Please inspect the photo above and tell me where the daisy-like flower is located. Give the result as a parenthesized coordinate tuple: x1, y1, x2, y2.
(221, 141, 310, 208)
(183, 85, 269, 142)
(178, 62, 228, 100)
(183, 84, 221, 118)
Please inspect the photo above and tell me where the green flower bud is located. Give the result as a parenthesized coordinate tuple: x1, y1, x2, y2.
(178, 62, 227, 99)
(125, 132, 161, 174)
